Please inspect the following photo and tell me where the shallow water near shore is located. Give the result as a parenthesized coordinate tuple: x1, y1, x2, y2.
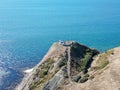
(0, 0, 120, 89)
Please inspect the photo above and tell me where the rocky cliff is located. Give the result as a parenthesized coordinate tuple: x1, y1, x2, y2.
(15, 41, 120, 90)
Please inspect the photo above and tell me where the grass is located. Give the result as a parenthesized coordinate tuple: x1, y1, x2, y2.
(91, 49, 114, 71)
(70, 43, 95, 73)
(99, 60, 109, 69)
(89, 75, 94, 80)
(63, 73, 69, 78)
(92, 60, 109, 71)
(72, 75, 81, 82)
(29, 58, 55, 90)
(80, 52, 92, 71)
(79, 74, 89, 83)
(29, 72, 55, 90)
(37, 59, 54, 78)
(75, 50, 93, 73)
(70, 43, 87, 58)
(29, 57, 63, 90)
(70, 44, 98, 83)
(59, 61, 67, 67)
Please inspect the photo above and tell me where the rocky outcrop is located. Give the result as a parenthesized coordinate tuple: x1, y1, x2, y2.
(15, 41, 120, 90)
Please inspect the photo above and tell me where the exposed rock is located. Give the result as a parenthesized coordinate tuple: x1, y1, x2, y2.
(42, 67, 65, 90)
(15, 41, 120, 90)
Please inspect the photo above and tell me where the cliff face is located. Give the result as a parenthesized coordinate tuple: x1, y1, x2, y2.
(15, 41, 120, 90)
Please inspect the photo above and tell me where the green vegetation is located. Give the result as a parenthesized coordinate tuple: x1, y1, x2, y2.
(79, 74, 89, 83)
(106, 49, 114, 55)
(29, 72, 55, 90)
(70, 43, 96, 73)
(70, 43, 99, 83)
(59, 61, 67, 67)
(63, 73, 68, 78)
(30, 42, 99, 89)
(29, 83, 37, 90)
(99, 60, 109, 69)
(70, 43, 87, 58)
(84, 73, 89, 78)
(36, 59, 54, 78)
(72, 75, 81, 82)
(75, 50, 93, 73)
(29, 58, 55, 90)
(91, 49, 114, 71)
(80, 51, 92, 71)
(80, 77, 88, 83)
(89, 75, 94, 80)
(92, 60, 109, 71)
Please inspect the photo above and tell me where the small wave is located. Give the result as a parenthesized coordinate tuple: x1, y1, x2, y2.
(0, 67, 10, 78)
(0, 40, 12, 43)
(0, 70, 9, 77)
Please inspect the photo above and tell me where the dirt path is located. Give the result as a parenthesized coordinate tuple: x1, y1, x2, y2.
(67, 47, 73, 83)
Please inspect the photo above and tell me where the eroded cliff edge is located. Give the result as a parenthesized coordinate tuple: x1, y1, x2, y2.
(15, 41, 120, 90)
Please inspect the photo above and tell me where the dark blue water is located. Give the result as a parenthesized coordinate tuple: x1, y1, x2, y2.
(0, 0, 120, 89)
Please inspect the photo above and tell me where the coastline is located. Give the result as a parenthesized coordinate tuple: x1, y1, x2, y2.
(23, 68, 34, 74)
(15, 68, 35, 90)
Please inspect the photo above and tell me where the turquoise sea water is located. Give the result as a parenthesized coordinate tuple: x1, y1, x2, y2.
(0, 0, 120, 89)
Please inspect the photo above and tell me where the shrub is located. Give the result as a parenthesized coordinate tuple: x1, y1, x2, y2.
(64, 73, 68, 78)
(59, 61, 66, 67)
(89, 75, 94, 80)
(84, 74, 89, 78)
(76, 51, 93, 72)
(42, 69, 48, 75)
(99, 60, 109, 69)
(79, 77, 88, 83)
(79, 74, 89, 83)
(72, 75, 81, 82)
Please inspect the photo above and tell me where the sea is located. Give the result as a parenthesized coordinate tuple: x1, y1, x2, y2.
(0, 0, 120, 89)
